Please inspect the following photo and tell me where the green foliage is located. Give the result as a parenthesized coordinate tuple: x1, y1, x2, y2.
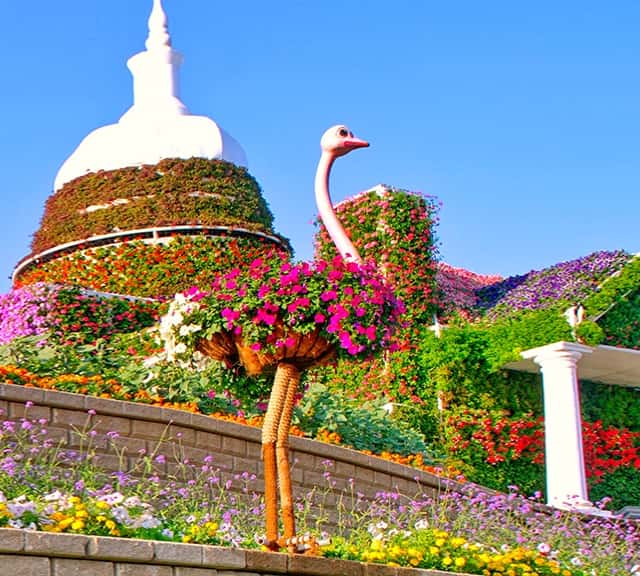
(294, 381, 430, 457)
(580, 380, 640, 432)
(416, 325, 544, 415)
(574, 320, 604, 346)
(481, 308, 573, 369)
(597, 291, 640, 349)
(31, 158, 276, 253)
(589, 467, 640, 510)
(583, 254, 640, 317)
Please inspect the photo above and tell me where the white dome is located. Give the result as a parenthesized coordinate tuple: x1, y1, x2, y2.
(53, 0, 247, 191)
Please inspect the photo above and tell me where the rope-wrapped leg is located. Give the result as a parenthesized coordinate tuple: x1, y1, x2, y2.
(274, 363, 301, 552)
(261, 365, 290, 550)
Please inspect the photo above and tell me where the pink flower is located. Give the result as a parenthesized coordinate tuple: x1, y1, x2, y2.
(255, 307, 277, 326)
(320, 290, 337, 302)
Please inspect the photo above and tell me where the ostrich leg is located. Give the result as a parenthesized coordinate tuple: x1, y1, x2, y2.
(261, 363, 291, 550)
(275, 362, 301, 551)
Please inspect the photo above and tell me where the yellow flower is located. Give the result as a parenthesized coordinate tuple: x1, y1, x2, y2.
(442, 556, 453, 566)
(71, 519, 85, 531)
(435, 538, 446, 547)
(68, 496, 81, 504)
(96, 501, 110, 510)
(105, 520, 116, 531)
(429, 546, 440, 556)
(204, 521, 218, 536)
(455, 557, 466, 568)
(58, 517, 74, 530)
(451, 537, 466, 547)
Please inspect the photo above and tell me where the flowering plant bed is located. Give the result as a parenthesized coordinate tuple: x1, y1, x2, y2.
(0, 283, 158, 345)
(0, 396, 633, 575)
(160, 251, 404, 373)
(314, 186, 440, 329)
(31, 158, 277, 254)
(477, 250, 631, 320)
(16, 235, 289, 299)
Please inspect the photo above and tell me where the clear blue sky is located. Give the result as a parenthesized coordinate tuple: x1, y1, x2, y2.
(1, 1, 639, 294)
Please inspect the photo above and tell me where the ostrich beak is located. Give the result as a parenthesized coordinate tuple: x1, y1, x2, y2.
(343, 137, 369, 150)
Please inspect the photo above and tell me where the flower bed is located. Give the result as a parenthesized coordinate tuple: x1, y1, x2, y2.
(31, 158, 277, 254)
(0, 388, 636, 575)
(314, 186, 440, 330)
(0, 283, 158, 345)
(476, 250, 631, 320)
(435, 263, 502, 320)
(16, 236, 290, 299)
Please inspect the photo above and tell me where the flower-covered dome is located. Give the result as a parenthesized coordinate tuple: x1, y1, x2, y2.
(53, 0, 247, 192)
(13, 1, 288, 298)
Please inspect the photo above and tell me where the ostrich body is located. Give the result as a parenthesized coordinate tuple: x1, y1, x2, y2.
(260, 125, 369, 552)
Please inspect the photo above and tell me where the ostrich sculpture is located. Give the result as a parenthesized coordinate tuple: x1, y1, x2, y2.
(182, 125, 399, 553)
(260, 125, 369, 551)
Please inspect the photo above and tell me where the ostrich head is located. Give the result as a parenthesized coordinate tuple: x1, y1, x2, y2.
(320, 125, 369, 158)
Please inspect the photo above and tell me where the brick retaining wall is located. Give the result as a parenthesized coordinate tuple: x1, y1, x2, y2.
(0, 528, 470, 576)
(0, 382, 455, 504)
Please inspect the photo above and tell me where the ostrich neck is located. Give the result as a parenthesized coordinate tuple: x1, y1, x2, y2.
(314, 152, 362, 264)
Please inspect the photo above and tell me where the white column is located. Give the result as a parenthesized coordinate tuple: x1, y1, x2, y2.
(522, 341, 592, 509)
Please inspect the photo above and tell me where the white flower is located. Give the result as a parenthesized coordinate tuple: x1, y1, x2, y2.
(175, 343, 187, 354)
(123, 496, 142, 508)
(43, 490, 63, 502)
(143, 354, 163, 368)
(179, 323, 202, 336)
(101, 492, 125, 506)
(537, 542, 551, 555)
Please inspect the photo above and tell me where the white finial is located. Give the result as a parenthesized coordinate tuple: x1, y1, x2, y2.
(146, 0, 172, 51)
(52, 0, 248, 191)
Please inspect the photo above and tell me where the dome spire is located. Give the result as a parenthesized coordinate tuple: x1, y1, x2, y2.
(52, 0, 247, 191)
(146, 0, 172, 51)
(123, 0, 188, 119)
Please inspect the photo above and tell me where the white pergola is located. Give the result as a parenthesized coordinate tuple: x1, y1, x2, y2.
(505, 341, 640, 511)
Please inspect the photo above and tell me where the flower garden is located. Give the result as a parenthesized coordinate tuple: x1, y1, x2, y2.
(1, 181, 639, 574)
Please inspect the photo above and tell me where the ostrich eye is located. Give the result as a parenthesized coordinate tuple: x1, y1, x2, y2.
(338, 128, 349, 137)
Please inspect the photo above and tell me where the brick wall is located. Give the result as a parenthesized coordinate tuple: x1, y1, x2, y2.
(0, 528, 468, 576)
